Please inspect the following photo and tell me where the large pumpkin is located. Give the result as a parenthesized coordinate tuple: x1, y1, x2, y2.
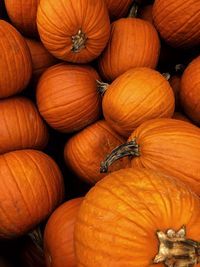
(102, 67, 175, 137)
(101, 118, 200, 195)
(104, 0, 132, 20)
(180, 56, 200, 125)
(0, 97, 48, 154)
(98, 18, 160, 81)
(64, 120, 128, 184)
(0, 149, 64, 238)
(4, 0, 40, 37)
(44, 198, 83, 267)
(0, 20, 32, 98)
(36, 63, 101, 133)
(152, 0, 200, 48)
(37, 0, 110, 63)
(75, 168, 200, 267)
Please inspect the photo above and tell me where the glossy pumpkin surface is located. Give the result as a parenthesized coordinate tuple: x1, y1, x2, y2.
(36, 63, 101, 133)
(37, 0, 110, 63)
(102, 67, 175, 137)
(0, 149, 64, 238)
(0, 20, 32, 98)
(0, 97, 49, 154)
(64, 120, 128, 184)
(75, 168, 200, 267)
(98, 18, 160, 81)
(44, 198, 83, 267)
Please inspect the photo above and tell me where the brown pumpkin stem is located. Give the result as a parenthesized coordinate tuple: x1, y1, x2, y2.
(71, 29, 87, 53)
(175, 64, 185, 74)
(162, 72, 171, 81)
(100, 140, 139, 173)
(128, 3, 139, 18)
(96, 80, 109, 96)
(28, 226, 44, 254)
(153, 226, 200, 267)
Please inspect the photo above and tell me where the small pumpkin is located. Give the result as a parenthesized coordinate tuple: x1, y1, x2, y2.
(152, 0, 200, 48)
(37, 0, 110, 63)
(180, 56, 200, 125)
(0, 149, 64, 238)
(36, 63, 101, 133)
(104, 0, 133, 20)
(101, 118, 200, 195)
(64, 120, 128, 184)
(0, 20, 32, 98)
(75, 168, 200, 267)
(0, 96, 49, 154)
(44, 198, 83, 267)
(102, 67, 175, 137)
(4, 0, 40, 37)
(98, 17, 160, 81)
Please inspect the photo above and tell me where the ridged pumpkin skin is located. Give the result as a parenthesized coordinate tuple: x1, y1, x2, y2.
(104, 0, 132, 20)
(25, 38, 57, 82)
(37, 0, 110, 63)
(0, 149, 64, 238)
(75, 168, 200, 267)
(129, 118, 200, 195)
(0, 97, 49, 154)
(103, 67, 175, 137)
(44, 198, 83, 267)
(64, 120, 128, 184)
(4, 0, 40, 37)
(180, 56, 200, 125)
(152, 0, 200, 48)
(98, 18, 160, 81)
(36, 63, 101, 133)
(0, 20, 32, 98)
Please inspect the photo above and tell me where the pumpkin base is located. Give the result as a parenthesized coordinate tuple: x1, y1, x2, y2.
(71, 29, 87, 53)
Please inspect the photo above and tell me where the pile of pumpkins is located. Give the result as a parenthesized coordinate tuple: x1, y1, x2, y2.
(1, 0, 200, 266)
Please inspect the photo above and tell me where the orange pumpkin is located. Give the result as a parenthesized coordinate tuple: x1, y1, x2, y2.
(44, 198, 83, 267)
(101, 118, 200, 195)
(0, 149, 64, 238)
(37, 0, 110, 63)
(0, 20, 32, 98)
(36, 63, 102, 133)
(104, 0, 132, 20)
(102, 67, 175, 137)
(0, 97, 48, 154)
(75, 168, 200, 267)
(25, 38, 57, 83)
(152, 0, 200, 48)
(180, 56, 200, 125)
(169, 75, 181, 110)
(4, 0, 40, 37)
(64, 120, 128, 184)
(98, 17, 160, 81)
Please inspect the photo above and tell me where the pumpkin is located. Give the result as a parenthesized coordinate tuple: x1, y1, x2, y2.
(138, 4, 153, 24)
(4, 0, 40, 37)
(101, 118, 200, 195)
(172, 111, 191, 122)
(152, 0, 200, 48)
(25, 38, 57, 83)
(37, 0, 110, 63)
(0, 20, 32, 98)
(98, 17, 160, 81)
(0, 96, 49, 154)
(64, 120, 128, 184)
(104, 0, 133, 20)
(102, 67, 175, 137)
(75, 168, 200, 267)
(0, 149, 64, 238)
(180, 56, 200, 125)
(44, 197, 83, 267)
(169, 74, 181, 110)
(36, 63, 101, 133)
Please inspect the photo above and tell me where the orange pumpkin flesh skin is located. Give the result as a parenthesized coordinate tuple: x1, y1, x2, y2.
(101, 118, 200, 196)
(0, 149, 64, 238)
(75, 168, 200, 267)
(37, 0, 110, 63)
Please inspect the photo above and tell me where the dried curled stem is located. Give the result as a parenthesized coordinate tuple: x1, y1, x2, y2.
(71, 29, 87, 53)
(28, 226, 44, 253)
(96, 80, 109, 96)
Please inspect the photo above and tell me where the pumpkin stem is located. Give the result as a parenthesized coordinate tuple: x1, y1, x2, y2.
(175, 64, 185, 74)
(162, 72, 171, 81)
(28, 226, 44, 253)
(96, 80, 109, 95)
(153, 226, 200, 267)
(71, 29, 87, 53)
(128, 3, 139, 18)
(100, 140, 139, 173)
